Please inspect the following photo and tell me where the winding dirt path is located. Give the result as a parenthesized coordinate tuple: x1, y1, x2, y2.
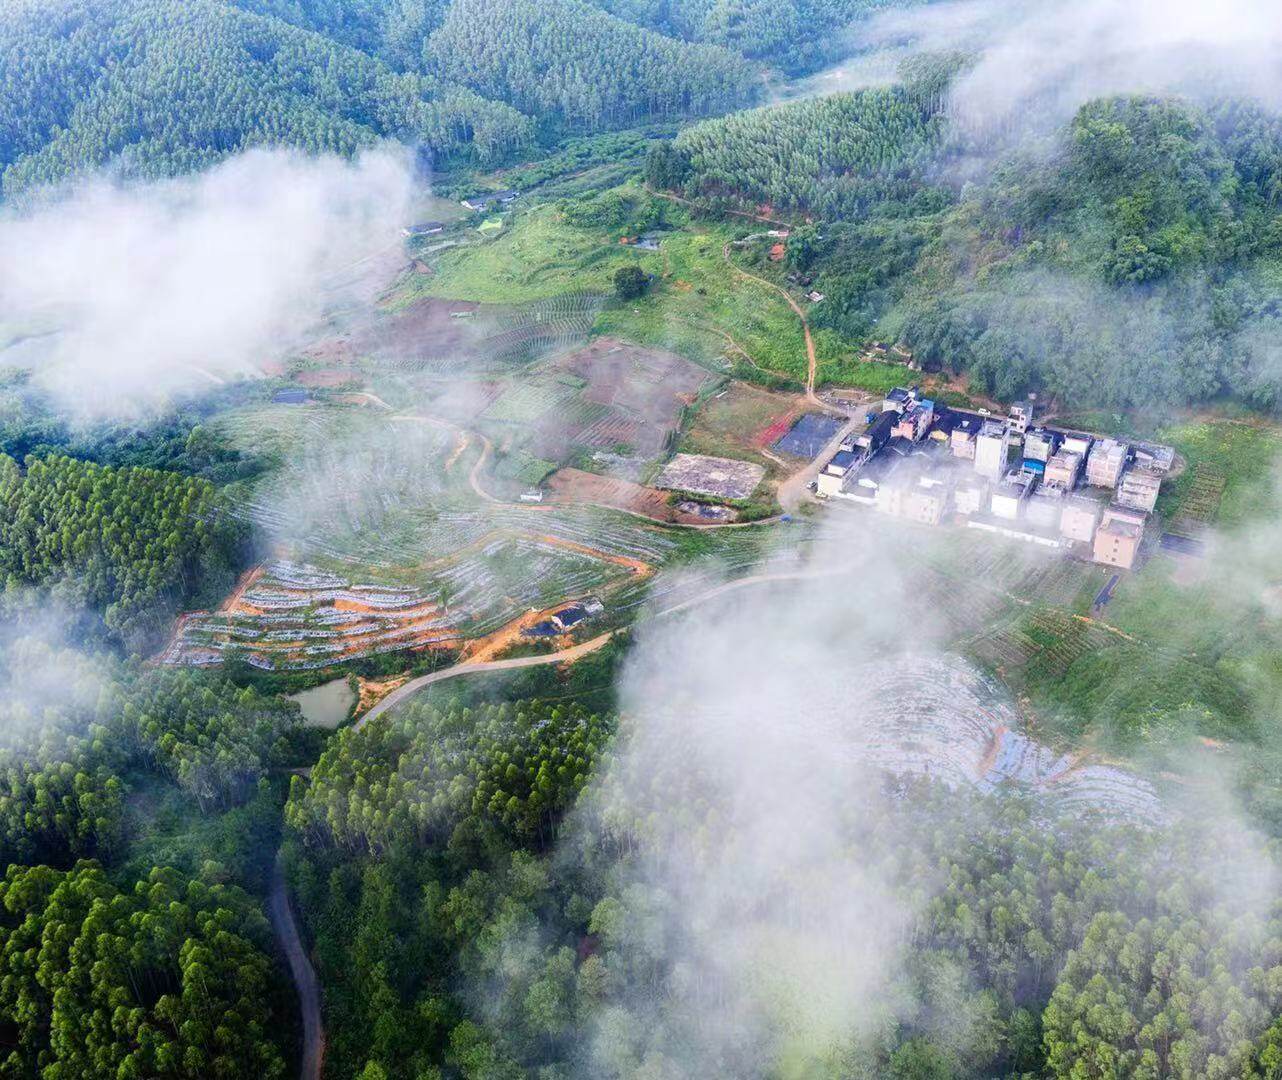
(354, 565, 844, 729)
(720, 241, 831, 410)
(268, 854, 325, 1080)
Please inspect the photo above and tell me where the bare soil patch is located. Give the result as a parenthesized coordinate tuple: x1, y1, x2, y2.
(546, 468, 735, 524)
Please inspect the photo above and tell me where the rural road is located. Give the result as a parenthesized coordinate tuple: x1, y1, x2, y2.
(775, 415, 862, 514)
(355, 565, 844, 729)
(277, 564, 844, 1077)
(268, 854, 325, 1080)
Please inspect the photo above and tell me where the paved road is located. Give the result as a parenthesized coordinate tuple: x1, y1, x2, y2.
(268, 855, 325, 1080)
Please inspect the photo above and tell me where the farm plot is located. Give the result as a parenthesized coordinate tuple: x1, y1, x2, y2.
(654, 453, 764, 499)
(545, 468, 735, 523)
(519, 338, 714, 466)
(161, 561, 462, 671)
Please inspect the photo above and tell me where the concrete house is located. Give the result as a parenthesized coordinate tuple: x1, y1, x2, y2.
(1086, 439, 1128, 488)
(975, 421, 1011, 482)
(1093, 506, 1146, 569)
(1117, 466, 1162, 513)
(1062, 433, 1094, 459)
(892, 399, 935, 442)
(954, 475, 988, 516)
(991, 471, 1036, 520)
(1023, 428, 1059, 463)
(950, 415, 982, 459)
(1060, 497, 1101, 543)
(1043, 449, 1083, 491)
(1026, 490, 1064, 530)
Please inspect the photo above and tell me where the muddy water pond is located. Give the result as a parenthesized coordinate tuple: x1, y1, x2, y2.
(288, 678, 356, 729)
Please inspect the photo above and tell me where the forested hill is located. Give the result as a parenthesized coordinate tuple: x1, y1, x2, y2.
(0, 0, 532, 196)
(658, 85, 1282, 410)
(0, 0, 767, 197)
(594, 0, 920, 73)
(428, 0, 760, 132)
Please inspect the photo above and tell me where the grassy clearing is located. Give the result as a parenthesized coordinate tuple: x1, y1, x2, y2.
(1153, 418, 1281, 525)
(419, 206, 663, 303)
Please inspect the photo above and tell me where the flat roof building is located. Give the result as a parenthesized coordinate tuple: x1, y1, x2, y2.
(1117, 466, 1162, 513)
(1086, 439, 1128, 488)
(1044, 449, 1083, 492)
(950, 415, 982, 459)
(1026, 490, 1064, 530)
(975, 421, 1011, 482)
(1023, 428, 1059, 463)
(992, 471, 1036, 520)
(1060, 496, 1101, 544)
(1093, 506, 1146, 569)
(954, 475, 988, 516)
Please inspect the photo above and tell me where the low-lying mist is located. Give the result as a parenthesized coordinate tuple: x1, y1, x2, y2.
(0, 147, 415, 420)
(861, 0, 1282, 141)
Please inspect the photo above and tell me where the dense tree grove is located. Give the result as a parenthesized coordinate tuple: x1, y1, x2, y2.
(284, 700, 1282, 1079)
(664, 84, 945, 216)
(0, 0, 533, 195)
(0, 862, 286, 1079)
(286, 699, 611, 851)
(428, 0, 760, 133)
(596, 0, 921, 73)
(0, 635, 300, 868)
(0, 454, 246, 649)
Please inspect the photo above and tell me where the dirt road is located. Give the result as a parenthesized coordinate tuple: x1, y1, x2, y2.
(268, 854, 325, 1080)
(356, 632, 616, 729)
(774, 415, 862, 514)
(355, 566, 844, 727)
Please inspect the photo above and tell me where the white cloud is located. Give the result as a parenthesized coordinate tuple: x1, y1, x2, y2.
(0, 147, 415, 418)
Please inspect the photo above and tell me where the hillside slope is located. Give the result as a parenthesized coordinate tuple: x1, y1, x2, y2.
(0, 0, 533, 196)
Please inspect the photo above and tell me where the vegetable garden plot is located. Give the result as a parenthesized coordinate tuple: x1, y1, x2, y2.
(161, 561, 461, 671)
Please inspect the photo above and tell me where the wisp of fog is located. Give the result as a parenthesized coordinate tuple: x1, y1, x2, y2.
(0, 147, 414, 419)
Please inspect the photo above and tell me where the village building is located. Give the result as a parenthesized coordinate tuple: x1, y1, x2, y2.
(461, 190, 520, 211)
(1043, 449, 1084, 491)
(1093, 506, 1146, 569)
(1026, 490, 1064, 531)
(974, 421, 1011, 482)
(1023, 428, 1059, 463)
(1062, 433, 1094, 459)
(883, 386, 915, 413)
(892, 399, 935, 442)
(991, 471, 1036, 520)
(953, 475, 988, 516)
(950, 415, 983, 459)
(1008, 401, 1037, 435)
(1117, 466, 1162, 513)
(1059, 496, 1101, 543)
(1086, 438, 1128, 488)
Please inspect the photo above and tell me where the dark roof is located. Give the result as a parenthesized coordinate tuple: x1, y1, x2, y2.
(272, 389, 309, 405)
(830, 450, 858, 470)
(886, 435, 916, 457)
(463, 190, 519, 206)
(886, 387, 912, 403)
(406, 221, 444, 233)
(866, 410, 898, 450)
(555, 605, 588, 628)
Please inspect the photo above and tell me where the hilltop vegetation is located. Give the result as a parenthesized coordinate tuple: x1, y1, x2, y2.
(0, 0, 772, 196)
(283, 693, 1282, 1080)
(0, 0, 534, 196)
(0, 454, 247, 649)
(428, 0, 759, 132)
(656, 84, 1282, 411)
